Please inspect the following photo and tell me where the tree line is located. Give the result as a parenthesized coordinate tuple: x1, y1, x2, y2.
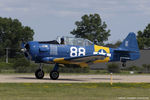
(0, 17, 34, 58)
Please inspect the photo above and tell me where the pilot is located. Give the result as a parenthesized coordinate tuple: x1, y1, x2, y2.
(60, 37, 64, 44)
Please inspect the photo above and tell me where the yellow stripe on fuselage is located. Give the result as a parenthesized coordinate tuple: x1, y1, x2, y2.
(53, 58, 88, 67)
(93, 45, 110, 63)
(53, 58, 70, 64)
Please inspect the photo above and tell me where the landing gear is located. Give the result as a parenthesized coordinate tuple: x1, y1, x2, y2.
(35, 64, 44, 79)
(35, 63, 59, 80)
(50, 71, 59, 80)
(50, 63, 59, 80)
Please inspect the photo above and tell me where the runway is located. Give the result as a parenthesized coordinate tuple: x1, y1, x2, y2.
(0, 74, 150, 83)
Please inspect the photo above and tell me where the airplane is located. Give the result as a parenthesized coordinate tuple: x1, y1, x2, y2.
(21, 32, 140, 80)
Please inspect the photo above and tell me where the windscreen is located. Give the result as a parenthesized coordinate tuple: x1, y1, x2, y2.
(64, 37, 93, 46)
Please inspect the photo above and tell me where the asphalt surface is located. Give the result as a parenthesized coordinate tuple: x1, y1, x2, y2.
(0, 74, 150, 83)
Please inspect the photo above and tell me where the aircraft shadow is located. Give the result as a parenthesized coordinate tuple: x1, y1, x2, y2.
(16, 77, 47, 80)
(16, 77, 85, 82)
(58, 78, 84, 81)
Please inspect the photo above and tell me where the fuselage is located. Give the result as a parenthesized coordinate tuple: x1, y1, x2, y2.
(26, 41, 140, 65)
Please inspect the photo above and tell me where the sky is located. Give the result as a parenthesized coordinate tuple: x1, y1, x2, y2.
(0, 0, 150, 43)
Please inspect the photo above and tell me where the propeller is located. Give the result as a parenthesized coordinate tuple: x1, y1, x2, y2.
(21, 39, 31, 60)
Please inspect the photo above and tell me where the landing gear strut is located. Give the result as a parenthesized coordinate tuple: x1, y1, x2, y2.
(35, 64, 44, 79)
(50, 63, 59, 80)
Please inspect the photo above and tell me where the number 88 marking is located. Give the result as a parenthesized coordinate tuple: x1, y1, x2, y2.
(70, 47, 85, 57)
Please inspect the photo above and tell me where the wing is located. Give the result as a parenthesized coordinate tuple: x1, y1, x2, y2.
(64, 55, 105, 63)
(53, 55, 108, 66)
(41, 54, 110, 67)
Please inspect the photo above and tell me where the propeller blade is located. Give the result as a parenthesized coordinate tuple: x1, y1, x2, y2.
(20, 40, 31, 61)
(24, 52, 31, 60)
(21, 42, 25, 49)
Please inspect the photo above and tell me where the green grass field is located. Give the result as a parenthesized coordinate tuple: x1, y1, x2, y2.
(0, 83, 150, 100)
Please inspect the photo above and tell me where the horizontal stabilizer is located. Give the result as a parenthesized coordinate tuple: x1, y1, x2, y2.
(114, 49, 139, 53)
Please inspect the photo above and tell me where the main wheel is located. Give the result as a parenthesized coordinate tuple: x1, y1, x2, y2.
(35, 69, 44, 79)
(50, 71, 59, 80)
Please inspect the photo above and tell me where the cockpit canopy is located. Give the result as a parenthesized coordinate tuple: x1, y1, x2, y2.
(56, 36, 93, 46)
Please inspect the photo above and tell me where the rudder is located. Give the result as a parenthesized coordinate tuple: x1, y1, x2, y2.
(119, 32, 139, 51)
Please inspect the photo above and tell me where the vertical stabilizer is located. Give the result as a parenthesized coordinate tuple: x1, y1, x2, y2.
(118, 32, 139, 51)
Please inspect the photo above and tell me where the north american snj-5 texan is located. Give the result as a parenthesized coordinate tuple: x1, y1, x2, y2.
(21, 32, 140, 80)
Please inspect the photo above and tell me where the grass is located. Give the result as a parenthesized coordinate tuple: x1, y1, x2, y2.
(0, 83, 150, 100)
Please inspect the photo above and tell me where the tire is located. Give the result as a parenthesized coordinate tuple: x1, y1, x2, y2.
(50, 71, 59, 80)
(35, 69, 44, 79)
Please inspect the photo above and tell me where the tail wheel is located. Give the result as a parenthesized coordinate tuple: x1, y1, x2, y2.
(35, 69, 44, 79)
(50, 71, 59, 80)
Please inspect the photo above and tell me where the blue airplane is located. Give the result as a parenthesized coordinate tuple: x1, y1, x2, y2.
(21, 32, 140, 80)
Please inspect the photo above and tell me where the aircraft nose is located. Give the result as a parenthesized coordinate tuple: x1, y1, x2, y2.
(21, 48, 26, 52)
(21, 42, 30, 52)
(25, 43, 30, 52)
(21, 43, 31, 60)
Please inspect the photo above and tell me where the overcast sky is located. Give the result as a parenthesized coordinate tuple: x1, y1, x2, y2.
(0, 0, 150, 43)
